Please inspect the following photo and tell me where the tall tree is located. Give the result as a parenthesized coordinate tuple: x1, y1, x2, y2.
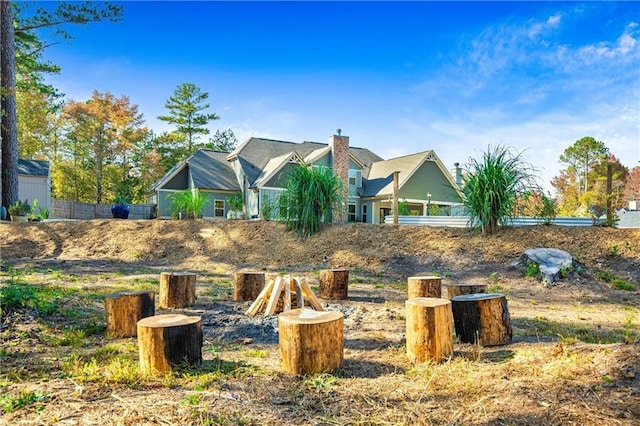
(62, 91, 146, 204)
(558, 136, 609, 196)
(158, 83, 220, 154)
(1, 0, 20, 210)
(1, 1, 122, 209)
(206, 128, 237, 152)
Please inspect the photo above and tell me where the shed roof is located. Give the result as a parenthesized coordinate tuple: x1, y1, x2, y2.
(18, 159, 49, 177)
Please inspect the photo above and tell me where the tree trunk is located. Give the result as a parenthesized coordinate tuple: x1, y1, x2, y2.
(441, 283, 487, 300)
(278, 308, 344, 375)
(1, 0, 19, 209)
(137, 314, 202, 375)
(159, 272, 196, 308)
(451, 293, 512, 346)
(105, 291, 155, 338)
(405, 297, 453, 363)
(407, 276, 442, 299)
(234, 272, 265, 302)
(319, 269, 349, 300)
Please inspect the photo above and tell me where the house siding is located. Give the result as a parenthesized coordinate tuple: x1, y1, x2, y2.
(164, 168, 189, 190)
(400, 161, 460, 203)
(264, 162, 298, 188)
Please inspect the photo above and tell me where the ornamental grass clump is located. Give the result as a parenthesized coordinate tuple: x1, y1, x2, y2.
(462, 145, 538, 235)
(170, 188, 208, 219)
(280, 165, 343, 238)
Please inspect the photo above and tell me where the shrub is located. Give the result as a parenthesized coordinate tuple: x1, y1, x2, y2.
(170, 189, 208, 219)
(226, 192, 243, 211)
(261, 195, 275, 220)
(462, 145, 538, 235)
(398, 200, 409, 215)
(280, 165, 343, 238)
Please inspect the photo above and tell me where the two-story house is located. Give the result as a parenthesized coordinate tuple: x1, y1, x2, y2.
(147, 132, 464, 222)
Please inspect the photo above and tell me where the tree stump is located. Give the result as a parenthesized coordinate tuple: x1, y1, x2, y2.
(319, 269, 349, 299)
(407, 276, 442, 299)
(159, 272, 196, 308)
(441, 283, 487, 300)
(451, 293, 512, 346)
(405, 297, 454, 363)
(234, 271, 266, 301)
(105, 290, 155, 338)
(137, 314, 203, 375)
(278, 308, 344, 375)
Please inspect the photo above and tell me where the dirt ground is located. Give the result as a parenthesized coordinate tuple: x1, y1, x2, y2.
(0, 219, 639, 425)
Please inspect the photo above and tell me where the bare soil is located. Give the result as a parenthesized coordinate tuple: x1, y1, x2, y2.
(1, 219, 639, 425)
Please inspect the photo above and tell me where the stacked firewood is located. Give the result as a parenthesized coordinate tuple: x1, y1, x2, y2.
(245, 276, 323, 317)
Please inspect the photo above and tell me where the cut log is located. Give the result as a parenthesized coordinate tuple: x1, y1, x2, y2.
(293, 278, 304, 308)
(105, 290, 155, 338)
(278, 308, 344, 375)
(245, 278, 275, 317)
(319, 269, 349, 299)
(441, 283, 488, 300)
(405, 297, 454, 363)
(264, 276, 286, 316)
(407, 276, 442, 299)
(137, 314, 203, 375)
(299, 278, 323, 311)
(159, 272, 196, 308)
(233, 272, 266, 301)
(451, 293, 512, 346)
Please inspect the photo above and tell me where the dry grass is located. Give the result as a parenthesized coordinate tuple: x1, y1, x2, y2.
(1, 220, 639, 425)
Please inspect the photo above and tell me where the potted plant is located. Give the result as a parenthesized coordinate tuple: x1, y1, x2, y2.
(111, 195, 130, 219)
(8, 200, 31, 222)
(226, 192, 244, 219)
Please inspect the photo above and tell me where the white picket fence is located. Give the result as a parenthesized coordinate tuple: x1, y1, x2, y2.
(384, 215, 597, 227)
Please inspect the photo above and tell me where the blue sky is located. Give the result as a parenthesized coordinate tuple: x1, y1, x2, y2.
(40, 1, 640, 193)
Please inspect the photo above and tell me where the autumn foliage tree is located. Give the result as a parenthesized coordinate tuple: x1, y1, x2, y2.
(58, 91, 147, 204)
(552, 137, 629, 217)
(623, 166, 640, 204)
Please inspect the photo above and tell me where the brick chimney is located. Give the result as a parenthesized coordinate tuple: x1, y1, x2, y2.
(329, 130, 349, 223)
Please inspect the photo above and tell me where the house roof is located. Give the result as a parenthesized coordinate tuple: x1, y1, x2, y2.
(148, 149, 240, 192)
(18, 159, 49, 176)
(616, 209, 640, 228)
(227, 137, 383, 187)
(363, 150, 463, 199)
(364, 151, 434, 197)
(253, 151, 304, 188)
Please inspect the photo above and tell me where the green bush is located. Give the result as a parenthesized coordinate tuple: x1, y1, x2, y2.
(261, 195, 275, 220)
(280, 165, 343, 238)
(170, 189, 208, 219)
(462, 145, 538, 235)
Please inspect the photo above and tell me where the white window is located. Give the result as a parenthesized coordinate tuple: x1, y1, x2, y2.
(214, 200, 225, 217)
(348, 169, 362, 187)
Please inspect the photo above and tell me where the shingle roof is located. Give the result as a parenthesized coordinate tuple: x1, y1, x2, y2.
(148, 149, 240, 192)
(617, 209, 640, 228)
(18, 159, 49, 176)
(189, 150, 240, 191)
(229, 137, 383, 187)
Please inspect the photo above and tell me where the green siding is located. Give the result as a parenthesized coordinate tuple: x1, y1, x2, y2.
(399, 162, 461, 203)
(264, 163, 299, 188)
(164, 168, 189, 190)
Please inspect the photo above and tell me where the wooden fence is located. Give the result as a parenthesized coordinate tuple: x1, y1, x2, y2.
(51, 199, 157, 220)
